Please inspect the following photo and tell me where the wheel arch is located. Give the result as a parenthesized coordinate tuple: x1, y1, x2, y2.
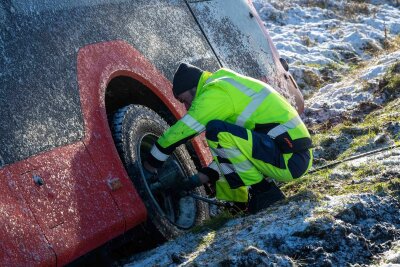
(77, 40, 185, 139)
(77, 41, 212, 230)
(105, 76, 177, 127)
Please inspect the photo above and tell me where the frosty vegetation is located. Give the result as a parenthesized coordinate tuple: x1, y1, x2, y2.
(121, 1, 400, 266)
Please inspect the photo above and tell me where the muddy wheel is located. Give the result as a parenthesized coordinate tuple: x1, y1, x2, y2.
(112, 104, 208, 239)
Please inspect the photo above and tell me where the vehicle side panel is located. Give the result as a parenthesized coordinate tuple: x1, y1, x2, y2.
(0, 165, 56, 266)
(15, 141, 125, 266)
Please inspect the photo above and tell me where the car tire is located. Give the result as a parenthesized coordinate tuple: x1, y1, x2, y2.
(112, 104, 208, 240)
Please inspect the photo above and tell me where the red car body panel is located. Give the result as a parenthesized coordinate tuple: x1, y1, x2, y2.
(0, 164, 56, 267)
(21, 142, 126, 266)
(73, 40, 212, 263)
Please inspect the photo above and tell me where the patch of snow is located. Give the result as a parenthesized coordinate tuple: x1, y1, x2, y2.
(253, 0, 400, 94)
(304, 50, 399, 124)
(124, 192, 400, 266)
(379, 241, 400, 265)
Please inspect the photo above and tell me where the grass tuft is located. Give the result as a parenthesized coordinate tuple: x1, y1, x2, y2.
(191, 211, 235, 233)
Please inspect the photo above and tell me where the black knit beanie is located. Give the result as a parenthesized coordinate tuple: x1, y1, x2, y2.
(172, 63, 204, 98)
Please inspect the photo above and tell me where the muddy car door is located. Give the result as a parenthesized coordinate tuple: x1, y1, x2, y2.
(186, 0, 304, 112)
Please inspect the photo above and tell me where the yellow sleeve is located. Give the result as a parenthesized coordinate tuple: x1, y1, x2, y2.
(158, 86, 234, 150)
(148, 85, 234, 168)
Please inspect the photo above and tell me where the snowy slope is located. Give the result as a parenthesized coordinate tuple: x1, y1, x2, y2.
(254, 0, 400, 126)
(121, 1, 400, 266)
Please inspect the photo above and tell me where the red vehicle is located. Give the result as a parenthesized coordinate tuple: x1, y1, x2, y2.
(0, 0, 303, 266)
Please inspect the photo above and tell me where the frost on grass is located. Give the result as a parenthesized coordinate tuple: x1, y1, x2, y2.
(305, 54, 400, 125)
(253, 0, 400, 95)
(124, 193, 400, 267)
(125, 145, 400, 266)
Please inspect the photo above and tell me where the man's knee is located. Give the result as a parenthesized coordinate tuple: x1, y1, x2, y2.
(288, 150, 312, 179)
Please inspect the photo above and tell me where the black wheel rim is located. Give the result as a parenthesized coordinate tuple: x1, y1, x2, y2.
(137, 133, 197, 229)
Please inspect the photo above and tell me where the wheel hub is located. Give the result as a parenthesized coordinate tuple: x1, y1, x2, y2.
(138, 134, 196, 229)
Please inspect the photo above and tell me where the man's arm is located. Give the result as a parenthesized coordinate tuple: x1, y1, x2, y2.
(146, 87, 234, 169)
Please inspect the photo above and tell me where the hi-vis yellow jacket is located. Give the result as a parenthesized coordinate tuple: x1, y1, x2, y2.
(148, 68, 312, 168)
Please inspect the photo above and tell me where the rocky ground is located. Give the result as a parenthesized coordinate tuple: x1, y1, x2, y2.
(121, 0, 400, 266)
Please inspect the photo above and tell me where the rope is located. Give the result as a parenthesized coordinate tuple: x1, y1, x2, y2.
(189, 193, 231, 207)
(308, 142, 400, 174)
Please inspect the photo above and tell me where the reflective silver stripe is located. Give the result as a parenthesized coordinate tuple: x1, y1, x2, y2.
(220, 160, 253, 174)
(150, 145, 169, 161)
(220, 78, 257, 97)
(236, 90, 269, 126)
(220, 163, 235, 174)
(208, 161, 221, 175)
(206, 77, 259, 97)
(224, 147, 242, 158)
(181, 114, 205, 133)
(210, 149, 218, 157)
(212, 147, 242, 159)
(233, 160, 254, 173)
(206, 77, 271, 127)
(267, 116, 303, 138)
(211, 147, 226, 158)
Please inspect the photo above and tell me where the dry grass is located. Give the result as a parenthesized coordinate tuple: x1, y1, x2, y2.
(384, 35, 400, 52)
(301, 0, 375, 18)
(301, 35, 315, 47)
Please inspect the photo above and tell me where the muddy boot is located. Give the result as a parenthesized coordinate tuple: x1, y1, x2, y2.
(248, 179, 285, 214)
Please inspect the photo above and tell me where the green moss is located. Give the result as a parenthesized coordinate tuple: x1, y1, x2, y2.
(373, 62, 400, 101)
(191, 211, 235, 233)
(338, 130, 378, 159)
(325, 62, 344, 71)
(282, 169, 332, 197)
(352, 163, 384, 180)
(305, 63, 323, 69)
(383, 35, 400, 52)
(320, 173, 389, 195)
(303, 69, 324, 89)
(385, 61, 400, 87)
(345, 2, 371, 16)
(312, 96, 399, 162)
(302, 35, 314, 47)
(363, 101, 399, 128)
(281, 156, 398, 205)
(388, 178, 400, 201)
(348, 62, 365, 73)
(311, 133, 331, 147)
(386, 75, 400, 92)
(197, 231, 216, 247)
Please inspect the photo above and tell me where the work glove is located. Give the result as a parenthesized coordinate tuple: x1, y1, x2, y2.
(176, 173, 202, 192)
(150, 172, 202, 193)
